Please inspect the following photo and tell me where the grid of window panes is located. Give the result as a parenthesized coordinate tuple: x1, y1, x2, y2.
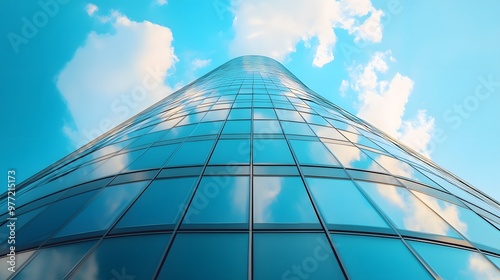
(2, 56, 499, 279)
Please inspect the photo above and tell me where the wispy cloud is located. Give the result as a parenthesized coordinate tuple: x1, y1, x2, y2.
(344, 51, 435, 157)
(191, 58, 212, 71)
(58, 11, 177, 148)
(229, 0, 384, 67)
(156, 0, 168, 6)
(339, 79, 349, 97)
(85, 3, 98, 17)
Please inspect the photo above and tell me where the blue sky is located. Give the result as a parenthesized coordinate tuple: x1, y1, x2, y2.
(1, 0, 499, 201)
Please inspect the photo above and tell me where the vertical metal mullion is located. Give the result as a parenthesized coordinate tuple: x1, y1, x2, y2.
(151, 88, 235, 279)
(270, 95, 351, 280)
(248, 73, 255, 280)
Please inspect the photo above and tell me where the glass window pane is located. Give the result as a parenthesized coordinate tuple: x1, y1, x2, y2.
(289, 140, 340, 166)
(202, 109, 229, 122)
(88, 150, 143, 180)
(54, 182, 147, 238)
(413, 191, 500, 252)
(300, 113, 330, 126)
(12, 191, 97, 251)
(254, 233, 345, 280)
(0, 206, 47, 248)
(166, 140, 214, 166)
(275, 109, 303, 121)
(182, 176, 249, 228)
(365, 151, 439, 187)
(1, 250, 34, 279)
(209, 139, 250, 164)
(149, 117, 182, 133)
(486, 255, 500, 270)
(324, 143, 386, 172)
(125, 144, 178, 171)
(114, 177, 198, 230)
(409, 240, 500, 280)
(222, 120, 251, 134)
(281, 121, 315, 136)
(72, 234, 170, 280)
(253, 176, 320, 228)
(159, 233, 248, 280)
(253, 139, 295, 164)
(306, 178, 391, 231)
(358, 181, 462, 239)
(332, 234, 433, 280)
(178, 112, 206, 126)
(253, 120, 282, 134)
(13, 241, 95, 279)
(190, 121, 223, 136)
(128, 131, 164, 148)
(162, 124, 197, 140)
(254, 108, 277, 119)
(228, 108, 251, 120)
(310, 124, 346, 140)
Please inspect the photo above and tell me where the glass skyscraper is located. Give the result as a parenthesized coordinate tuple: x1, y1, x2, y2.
(2, 56, 500, 279)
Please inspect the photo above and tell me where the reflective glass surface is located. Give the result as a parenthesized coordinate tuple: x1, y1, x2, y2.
(486, 255, 500, 270)
(12, 190, 97, 251)
(178, 112, 206, 126)
(114, 177, 198, 230)
(281, 121, 315, 136)
(332, 234, 433, 279)
(253, 176, 319, 228)
(228, 108, 251, 120)
(413, 191, 500, 251)
(254, 108, 277, 119)
(358, 181, 462, 239)
(253, 120, 282, 134)
(125, 144, 178, 171)
(222, 120, 251, 134)
(55, 181, 146, 238)
(183, 176, 249, 228)
(324, 143, 386, 172)
(159, 233, 248, 280)
(254, 233, 345, 280)
(11, 56, 500, 279)
(409, 240, 500, 280)
(289, 140, 340, 166)
(202, 109, 229, 122)
(13, 241, 95, 279)
(310, 124, 346, 140)
(253, 139, 295, 164)
(300, 112, 330, 126)
(209, 139, 250, 164)
(190, 121, 223, 136)
(0, 250, 34, 279)
(72, 234, 170, 279)
(275, 109, 303, 121)
(306, 178, 390, 230)
(365, 151, 438, 186)
(162, 124, 197, 140)
(166, 140, 214, 166)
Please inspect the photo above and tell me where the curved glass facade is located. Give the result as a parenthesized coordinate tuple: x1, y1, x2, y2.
(2, 56, 500, 279)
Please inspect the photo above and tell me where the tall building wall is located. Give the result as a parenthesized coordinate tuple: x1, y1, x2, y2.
(1, 56, 499, 279)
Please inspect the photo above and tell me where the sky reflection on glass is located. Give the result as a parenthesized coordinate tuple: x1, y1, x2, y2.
(253, 176, 319, 228)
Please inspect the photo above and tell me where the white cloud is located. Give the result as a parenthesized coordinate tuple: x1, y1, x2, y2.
(191, 58, 212, 71)
(399, 110, 435, 158)
(229, 0, 384, 67)
(339, 79, 349, 97)
(85, 3, 98, 17)
(156, 0, 167, 6)
(58, 11, 177, 148)
(347, 51, 435, 157)
(469, 254, 500, 280)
